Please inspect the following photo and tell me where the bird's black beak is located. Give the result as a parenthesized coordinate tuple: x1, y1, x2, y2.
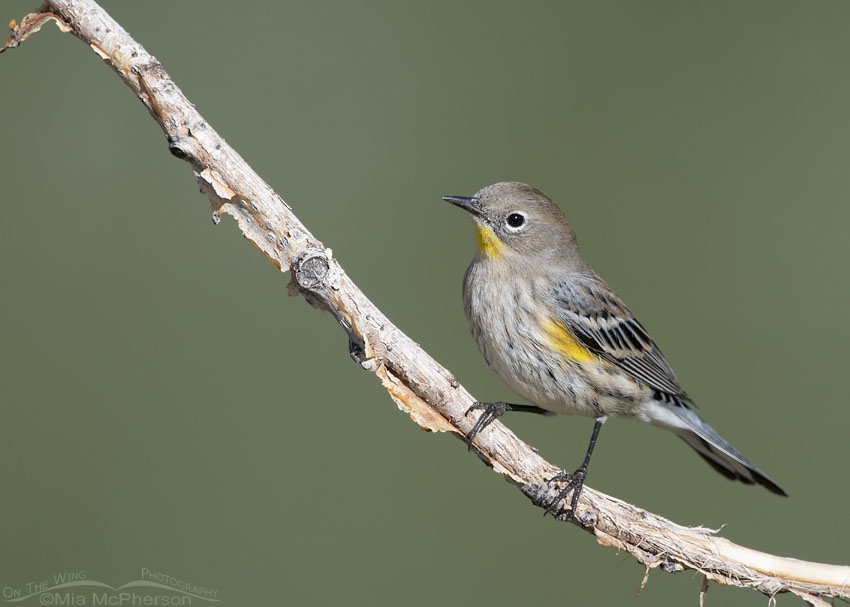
(442, 195, 485, 218)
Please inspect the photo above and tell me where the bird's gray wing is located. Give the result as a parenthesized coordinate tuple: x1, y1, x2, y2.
(550, 276, 692, 403)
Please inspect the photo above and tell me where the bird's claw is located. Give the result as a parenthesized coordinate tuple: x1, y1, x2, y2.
(547, 470, 573, 484)
(464, 401, 510, 450)
(543, 466, 589, 521)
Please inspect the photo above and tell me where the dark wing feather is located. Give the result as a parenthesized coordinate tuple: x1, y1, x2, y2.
(551, 277, 692, 404)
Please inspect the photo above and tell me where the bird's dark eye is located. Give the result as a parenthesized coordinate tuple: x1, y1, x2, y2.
(506, 213, 525, 228)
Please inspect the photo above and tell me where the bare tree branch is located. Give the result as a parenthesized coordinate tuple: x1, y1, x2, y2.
(4, 2, 849, 603)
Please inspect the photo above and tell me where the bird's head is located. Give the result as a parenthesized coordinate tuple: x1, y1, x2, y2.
(443, 181, 580, 267)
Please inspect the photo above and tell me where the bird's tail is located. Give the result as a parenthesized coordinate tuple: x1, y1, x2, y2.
(664, 406, 787, 496)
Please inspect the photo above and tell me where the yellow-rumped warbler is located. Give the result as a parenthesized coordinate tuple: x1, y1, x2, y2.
(443, 182, 786, 518)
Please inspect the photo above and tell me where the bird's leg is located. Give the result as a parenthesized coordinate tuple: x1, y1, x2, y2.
(545, 417, 606, 522)
(464, 401, 549, 449)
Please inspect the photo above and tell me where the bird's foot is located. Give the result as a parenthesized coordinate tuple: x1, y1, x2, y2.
(544, 465, 590, 524)
(464, 401, 512, 450)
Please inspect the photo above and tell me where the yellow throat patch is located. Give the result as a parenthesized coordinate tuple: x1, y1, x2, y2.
(474, 223, 507, 260)
(542, 319, 597, 364)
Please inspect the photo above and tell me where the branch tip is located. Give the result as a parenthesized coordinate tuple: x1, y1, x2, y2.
(1, 11, 69, 53)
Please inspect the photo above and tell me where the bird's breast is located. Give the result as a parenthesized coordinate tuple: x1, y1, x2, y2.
(461, 260, 648, 417)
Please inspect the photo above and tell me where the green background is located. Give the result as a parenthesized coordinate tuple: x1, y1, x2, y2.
(2, 1, 848, 605)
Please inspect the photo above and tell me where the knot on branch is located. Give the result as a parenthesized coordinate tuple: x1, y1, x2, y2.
(167, 137, 188, 159)
(660, 560, 684, 574)
(294, 249, 330, 291)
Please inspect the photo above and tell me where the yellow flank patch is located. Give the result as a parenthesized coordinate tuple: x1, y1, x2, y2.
(474, 223, 507, 259)
(542, 319, 597, 364)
